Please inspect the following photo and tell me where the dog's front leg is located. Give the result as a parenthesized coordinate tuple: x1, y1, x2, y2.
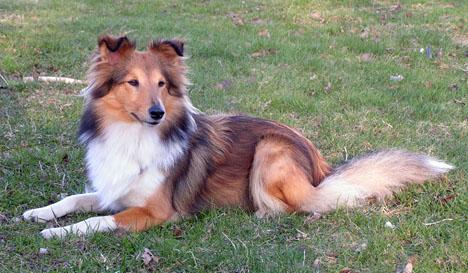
(113, 206, 177, 232)
(40, 215, 116, 239)
(23, 192, 102, 222)
(40, 206, 176, 239)
(38, 183, 176, 239)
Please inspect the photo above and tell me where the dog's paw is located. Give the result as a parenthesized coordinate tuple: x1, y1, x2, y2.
(40, 227, 67, 239)
(255, 210, 270, 219)
(23, 207, 55, 223)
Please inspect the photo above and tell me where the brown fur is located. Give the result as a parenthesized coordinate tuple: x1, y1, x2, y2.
(168, 115, 331, 216)
(251, 137, 317, 215)
(80, 35, 451, 233)
(115, 182, 176, 231)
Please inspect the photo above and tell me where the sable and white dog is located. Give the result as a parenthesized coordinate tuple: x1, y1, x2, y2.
(23, 35, 453, 239)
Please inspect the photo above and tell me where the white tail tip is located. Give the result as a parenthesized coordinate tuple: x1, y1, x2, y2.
(426, 159, 454, 174)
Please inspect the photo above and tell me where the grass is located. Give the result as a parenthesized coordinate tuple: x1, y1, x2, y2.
(0, 0, 467, 272)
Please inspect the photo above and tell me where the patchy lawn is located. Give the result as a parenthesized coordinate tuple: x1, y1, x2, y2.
(0, 0, 466, 272)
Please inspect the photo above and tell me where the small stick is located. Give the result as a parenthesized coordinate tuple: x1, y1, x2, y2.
(23, 76, 86, 84)
(382, 119, 393, 128)
(0, 73, 8, 87)
(423, 218, 454, 226)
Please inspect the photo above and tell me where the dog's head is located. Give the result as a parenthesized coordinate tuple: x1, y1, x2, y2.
(85, 35, 189, 127)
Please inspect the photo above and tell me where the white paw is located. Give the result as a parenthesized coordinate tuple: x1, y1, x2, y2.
(39, 216, 117, 240)
(255, 210, 268, 219)
(40, 227, 68, 239)
(23, 207, 55, 223)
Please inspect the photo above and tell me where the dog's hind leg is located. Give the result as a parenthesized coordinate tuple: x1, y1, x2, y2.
(23, 192, 103, 223)
(250, 138, 319, 218)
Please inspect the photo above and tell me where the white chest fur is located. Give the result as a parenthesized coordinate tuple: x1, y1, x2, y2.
(85, 123, 184, 210)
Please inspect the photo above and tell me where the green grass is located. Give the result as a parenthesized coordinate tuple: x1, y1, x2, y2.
(1, 0, 467, 272)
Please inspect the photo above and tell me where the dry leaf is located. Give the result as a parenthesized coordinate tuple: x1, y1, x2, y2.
(250, 51, 263, 58)
(325, 253, 338, 264)
(310, 12, 325, 23)
(313, 258, 320, 269)
(437, 61, 449, 69)
(424, 81, 433, 89)
(215, 79, 233, 90)
(227, 12, 244, 26)
(258, 29, 270, 38)
(403, 256, 416, 273)
(141, 248, 159, 266)
(250, 48, 276, 58)
(389, 4, 402, 13)
(360, 53, 373, 62)
(360, 28, 370, 39)
(439, 194, 456, 204)
(304, 212, 321, 224)
(251, 17, 266, 25)
(172, 225, 183, 238)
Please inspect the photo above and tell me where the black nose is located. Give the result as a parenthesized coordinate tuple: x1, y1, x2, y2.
(149, 104, 165, 120)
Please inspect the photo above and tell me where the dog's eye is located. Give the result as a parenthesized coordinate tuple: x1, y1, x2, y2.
(158, 81, 165, 87)
(128, 80, 139, 87)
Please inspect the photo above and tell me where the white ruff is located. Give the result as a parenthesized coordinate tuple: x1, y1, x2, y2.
(86, 122, 185, 210)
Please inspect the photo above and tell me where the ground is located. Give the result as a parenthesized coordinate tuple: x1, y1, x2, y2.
(0, 0, 467, 272)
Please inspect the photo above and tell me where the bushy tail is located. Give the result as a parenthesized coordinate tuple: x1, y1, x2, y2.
(311, 150, 453, 213)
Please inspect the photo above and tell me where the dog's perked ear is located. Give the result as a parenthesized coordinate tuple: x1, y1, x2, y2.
(149, 39, 185, 60)
(148, 39, 188, 96)
(98, 35, 136, 64)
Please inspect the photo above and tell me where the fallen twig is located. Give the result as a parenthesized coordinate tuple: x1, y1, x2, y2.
(382, 119, 393, 128)
(423, 218, 454, 226)
(0, 73, 8, 87)
(23, 76, 86, 84)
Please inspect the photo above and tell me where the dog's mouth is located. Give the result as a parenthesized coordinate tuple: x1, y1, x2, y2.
(130, 113, 160, 126)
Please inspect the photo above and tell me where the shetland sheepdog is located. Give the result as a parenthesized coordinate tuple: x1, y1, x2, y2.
(23, 35, 453, 239)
